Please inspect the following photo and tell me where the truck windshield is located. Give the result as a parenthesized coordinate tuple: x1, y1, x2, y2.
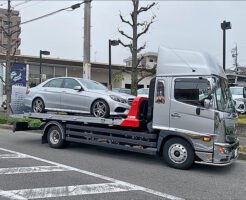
(215, 78, 235, 113)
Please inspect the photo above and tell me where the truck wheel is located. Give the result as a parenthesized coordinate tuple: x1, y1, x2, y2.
(47, 126, 66, 148)
(32, 98, 45, 113)
(92, 100, 110, 118)
(163, 137, 194, 169)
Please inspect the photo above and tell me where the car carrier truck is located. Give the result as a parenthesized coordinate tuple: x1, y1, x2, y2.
(14, 47, 239, 169)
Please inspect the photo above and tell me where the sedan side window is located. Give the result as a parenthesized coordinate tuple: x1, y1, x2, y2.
(64, 79, 80, 89)
(43, 79, 63, 88)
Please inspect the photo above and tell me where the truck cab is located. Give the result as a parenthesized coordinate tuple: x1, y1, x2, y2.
(149, 47, 239, 167)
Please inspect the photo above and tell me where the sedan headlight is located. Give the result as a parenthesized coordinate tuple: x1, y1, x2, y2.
(110, 95, 127, 103)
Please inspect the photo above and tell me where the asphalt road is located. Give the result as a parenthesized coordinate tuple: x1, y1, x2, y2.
(0, 129, 245, 200)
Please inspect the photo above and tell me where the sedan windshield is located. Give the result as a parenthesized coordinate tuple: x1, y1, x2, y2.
(78, 79, 107, 90)
(138, 89, 149, 95)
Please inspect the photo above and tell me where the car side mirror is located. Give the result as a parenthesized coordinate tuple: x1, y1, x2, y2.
(204, 99, 211, 109)
(74, 86, 82, 91)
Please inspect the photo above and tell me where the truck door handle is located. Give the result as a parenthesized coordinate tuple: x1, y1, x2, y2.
(171, 113, 181, 118)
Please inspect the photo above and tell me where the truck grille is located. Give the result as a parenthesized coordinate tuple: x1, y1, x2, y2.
(128, 98, 134, 106)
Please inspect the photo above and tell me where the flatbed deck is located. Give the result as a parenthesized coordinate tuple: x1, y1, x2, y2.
(23, 112, 125, 126)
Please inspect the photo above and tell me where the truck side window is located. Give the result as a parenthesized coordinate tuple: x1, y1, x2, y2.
(155, 80, 165, 104)
(174, 78, 211, 107)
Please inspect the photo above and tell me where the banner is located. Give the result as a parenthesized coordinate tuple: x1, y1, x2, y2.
(10, 63, 27, 86)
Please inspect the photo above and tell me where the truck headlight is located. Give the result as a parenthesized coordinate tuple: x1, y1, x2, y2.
(110, 95, 127, 103)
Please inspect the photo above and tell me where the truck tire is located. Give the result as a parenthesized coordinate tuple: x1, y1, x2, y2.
(47, 126, 66, 148)
(163, 137, 194, 169)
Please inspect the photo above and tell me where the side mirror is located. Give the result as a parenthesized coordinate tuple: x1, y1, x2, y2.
(204, 99, 211, 109)
(74, 86, 82, 91)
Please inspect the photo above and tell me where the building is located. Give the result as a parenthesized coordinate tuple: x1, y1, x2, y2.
(225, 67, 246, 87)
(0, 8, 21, 55)
(122, 52, 157, 89)
(124, 52, 158, 69)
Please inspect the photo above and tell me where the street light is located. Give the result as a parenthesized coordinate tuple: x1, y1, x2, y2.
(221, 20, 231, 71)
(40, 50, 50, 83)
(108, 39, 120, 90)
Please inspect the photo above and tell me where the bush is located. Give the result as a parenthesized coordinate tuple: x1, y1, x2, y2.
(0, 115, 43, 128)
(238, 115, 246, 124)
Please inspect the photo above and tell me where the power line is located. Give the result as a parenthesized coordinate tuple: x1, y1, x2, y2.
(12, 0, 32, 9)
(20, 1, 88, 26)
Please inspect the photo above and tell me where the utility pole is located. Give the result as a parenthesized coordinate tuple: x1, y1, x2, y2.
(221, 20, 231, 71)
(231, 44, 238, 69)
(6, 0, 12, 117)
(83, 0, 91, 79)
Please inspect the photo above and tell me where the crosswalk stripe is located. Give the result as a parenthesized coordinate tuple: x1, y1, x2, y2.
(4, 182, 138, 200)
(0, 166, 69, 175)
(0, 147, 184, 200)
(0, 154, 28, 159)
(0, 189, 26, 200)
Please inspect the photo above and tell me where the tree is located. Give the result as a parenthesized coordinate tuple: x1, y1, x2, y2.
(1, 0, 21, 116)
(118, 0, 157, 96)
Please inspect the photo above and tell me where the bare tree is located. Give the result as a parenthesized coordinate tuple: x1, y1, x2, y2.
(118, 0, 156, 96)
(1, 0, 21, 116)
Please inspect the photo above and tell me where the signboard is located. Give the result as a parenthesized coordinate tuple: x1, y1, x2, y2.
(11, 85, 27, 114)
(83, 63, 91, 80)
(10, 63, 27, 86)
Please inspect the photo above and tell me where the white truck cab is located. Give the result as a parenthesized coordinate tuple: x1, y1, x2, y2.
(150, 47, 238, 167)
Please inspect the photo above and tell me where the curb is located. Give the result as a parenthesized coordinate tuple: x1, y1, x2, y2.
(0, 124, 42, 134)
(238, 152, 246, 161)
(0, 124, 12, 130)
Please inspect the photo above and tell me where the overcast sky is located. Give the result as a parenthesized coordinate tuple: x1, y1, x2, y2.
(2, 0, 246, 69)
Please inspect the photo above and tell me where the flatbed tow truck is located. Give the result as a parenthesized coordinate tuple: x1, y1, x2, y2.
(13, 47, 239, 169)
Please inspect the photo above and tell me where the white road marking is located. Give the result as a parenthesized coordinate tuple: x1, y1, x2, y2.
(0, 166, 69, 175)
(0, 154, 28, 159)
(0, 147, 184, 200)
(4, 182, 139, 200)
(0, 190, 26, 200)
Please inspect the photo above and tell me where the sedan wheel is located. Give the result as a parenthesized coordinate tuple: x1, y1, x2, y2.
(32, 98, 45, 113)
(92, 100, 109, 118)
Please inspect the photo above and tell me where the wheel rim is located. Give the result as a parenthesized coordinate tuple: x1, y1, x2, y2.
(93, 101, 106, 118)
(50, 130, 60, 145)
(33, 99, 43, 113)
(168, 143, 187, 164)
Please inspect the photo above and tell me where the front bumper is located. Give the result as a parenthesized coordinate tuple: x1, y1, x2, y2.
(195, 139, 239, 166)
(109, 101, 131, 116)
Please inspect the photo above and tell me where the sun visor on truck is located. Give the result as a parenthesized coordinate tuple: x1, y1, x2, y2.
(156, 46, 226, 79)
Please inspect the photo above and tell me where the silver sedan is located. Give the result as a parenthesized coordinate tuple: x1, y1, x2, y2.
(24, 77, 135, 118)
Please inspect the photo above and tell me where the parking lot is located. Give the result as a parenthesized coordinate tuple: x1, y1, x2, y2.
(0, 128, 246, 200)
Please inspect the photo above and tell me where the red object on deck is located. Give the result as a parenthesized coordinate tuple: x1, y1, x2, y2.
(120, 97, 148, 128)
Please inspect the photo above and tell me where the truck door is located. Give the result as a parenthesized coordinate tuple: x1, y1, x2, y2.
(170, 77, 214, 135)
(152, 78, 171, 130)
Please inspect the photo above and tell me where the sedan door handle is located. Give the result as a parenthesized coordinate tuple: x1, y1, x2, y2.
(171, 113, 181, 118)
